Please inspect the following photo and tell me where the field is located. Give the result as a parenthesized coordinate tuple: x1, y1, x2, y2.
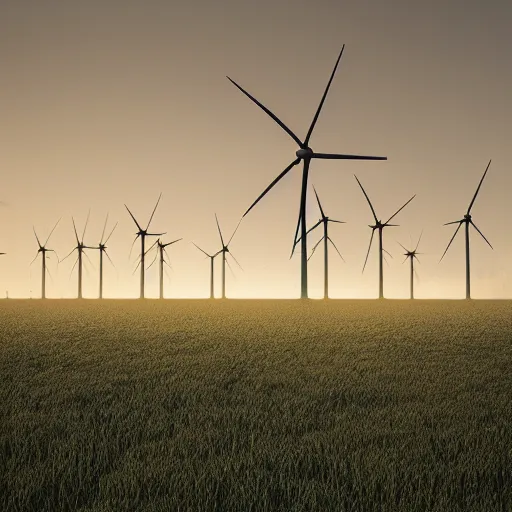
(1, 299, 511, 511)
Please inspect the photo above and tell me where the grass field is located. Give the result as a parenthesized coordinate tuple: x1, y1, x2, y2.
(1, 299, 511, 511)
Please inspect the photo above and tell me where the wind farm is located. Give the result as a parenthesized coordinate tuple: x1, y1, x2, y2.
(1, 3, 511, 510)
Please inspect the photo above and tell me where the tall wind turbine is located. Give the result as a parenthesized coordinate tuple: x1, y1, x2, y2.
(440, 160, 493, 299)
(61, 213, 95, 299)
(94, 214, 117, 299)
(192, 243, 221, 299)
(355, 175, 416, 299)
(228, 45, 386, 298)
(32, 219, 60, 299)
(125, 194, 165, 299)
(147, 238, 182, 299)
(215, 214, 242, 299)
(397, 232, 423, 299)
(295, 187, 345, 299)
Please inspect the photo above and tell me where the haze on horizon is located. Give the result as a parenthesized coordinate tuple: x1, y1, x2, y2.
(1, 0, 511, 299)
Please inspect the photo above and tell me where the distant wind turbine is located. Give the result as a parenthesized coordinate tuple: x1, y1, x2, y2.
(215, 214, 242, 299)
(93, 214, 117, 299)
(31, 219, 60, 299)
(295, 186, 345, 299)
(61, 212, 95, 299)
(440, 160, 493, 299)
(355, 175, 416, 299)
(228, 44, 386, 299)
(125, 194, 165, 299)
(147, 238, 182, 299)
(192, 243, 221, 299)
(397, 231, 423, 299)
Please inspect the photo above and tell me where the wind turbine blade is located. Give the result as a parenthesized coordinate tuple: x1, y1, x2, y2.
(226, 76, 304, 148)
(104, 250, 115, 268)
(244, 158, 300, 217)
(304, 45, 345, 146)
(383, 248, 393, 258)
(163, 238, 183, 247)
(46, 265, 54, 284)
(290, 198, 303, 258)
(354, 175, 378, 223)
(100, 213, 109, 244)
(362, 229, 375, 273)
(146, 251, 158, 270)
(467, 159, 491, 215)
(307, 237, 323, 261)
(30, 253, 39, 266)
(444, 220, 463, 226)
(415, 229, 423, 252)
(225, 257, 236, 279)
(229, 252, 243, 271)
(44, 218, 60, 246)
(82, 209, 90, 242)
(313, 186, 325, 218)
(33, 227, 42, 248)
(328, 237, 345, 262)
(104, 222, 118, 244)
(192, 242, 211, 258)
(396, 241, 408, 252)
(402, 255, 408, 264)
(470, 220, 493, 249)
(414, 254, 421, 264)
(146, 193, 162, 230)
(132, 259, 141, 275)
(47, 249, 59, 263)
(69, 257, 79, 279)
(385, 195, 416, 224)
(60, 248, 76, 263)
(84, 250, 95, 268)
(328, 219, 346, 224)
(439, 222, 463, 262)
(125, 205, 143, 231)
(144, 238, 159, 256)
(128, 235, 139, 260)
(228, 219, 242, 246)
(215, 214, 225, 246)
(383, 253, 390, 267)
(296, 219, 323, 245)
(72, 218, 79, 244)
(312, 153, 387, 160)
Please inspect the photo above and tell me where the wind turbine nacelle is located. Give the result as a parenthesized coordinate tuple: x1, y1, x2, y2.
(296, 148, 314, 159)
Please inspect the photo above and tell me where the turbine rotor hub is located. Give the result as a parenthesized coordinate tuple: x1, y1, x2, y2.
(296, 147, 314, 159)
(464, 214, 471, 220)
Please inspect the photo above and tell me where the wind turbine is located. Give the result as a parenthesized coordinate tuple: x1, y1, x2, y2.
(93, 214, 117, 299)
(295, 187, 345, 299)
(215, 214, 242, 299)
(355, 175, 416, 299)
(228, 45, 386, 298)
(125, 193, 165, 299)
(147, 238, 182, 299)
(61, 212, 95, 299)
(397, 231, 423, 299)
(32, 219, 60, 299)
(440, 160, 493, 299)
(192, 243, 221, 299)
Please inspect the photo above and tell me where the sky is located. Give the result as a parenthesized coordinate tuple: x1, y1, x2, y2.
(0, 0, 511, 299)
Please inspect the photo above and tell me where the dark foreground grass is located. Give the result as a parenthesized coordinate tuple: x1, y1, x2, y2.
(1, 299, 511, 511)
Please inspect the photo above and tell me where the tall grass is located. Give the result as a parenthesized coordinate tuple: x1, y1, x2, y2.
(1, 300, 511, 511)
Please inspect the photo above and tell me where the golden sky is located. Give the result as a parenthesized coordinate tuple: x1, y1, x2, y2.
(0, 0, 511, 298)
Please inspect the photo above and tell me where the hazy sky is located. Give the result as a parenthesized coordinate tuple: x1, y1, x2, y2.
(1, 0, 511, 298)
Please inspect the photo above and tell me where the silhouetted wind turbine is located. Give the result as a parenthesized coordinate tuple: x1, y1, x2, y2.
(295, 187, 345, 299)
(397, 231, 423, 299)
(228, 45, 386, 299)
(61, 213, 95, 299)
(32, 219, 60, 299)
(125, 194, 165, 299)
(192, 243, 221, 299)
(440, 160, 493, 300)
(147, 238, 182, 299)
(355, 175, 416, 299)
(215, 214, 242, 299)
(93, 214, 117, 299)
